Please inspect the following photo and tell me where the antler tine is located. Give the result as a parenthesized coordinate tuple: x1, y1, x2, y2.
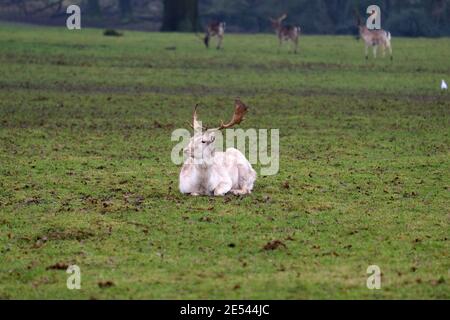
(353, 8, 362, 26)
(190, 103, 205, 131)
(279, 13, 287, 21)
(212, 98, 248, 131)
(193, 103, 198, 122)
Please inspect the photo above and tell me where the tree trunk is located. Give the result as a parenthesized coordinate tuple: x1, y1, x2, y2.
(161, 0, 199, 32)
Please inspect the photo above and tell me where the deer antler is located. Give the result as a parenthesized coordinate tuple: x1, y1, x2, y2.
(278, 13, 287, 22)
(353, 8, 362, 26)
(190, 104, 206, 131)
(193, 104, 199, 123)
(212, 98, 248, 131)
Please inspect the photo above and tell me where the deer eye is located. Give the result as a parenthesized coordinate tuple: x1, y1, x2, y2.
(201, 141, 206, 144)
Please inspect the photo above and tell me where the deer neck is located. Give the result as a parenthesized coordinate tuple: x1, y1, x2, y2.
(193, 152, 215, 171)
(360, 26, 371, 38)
(272, 23, 282, 35)
(191, 156, 215, 193)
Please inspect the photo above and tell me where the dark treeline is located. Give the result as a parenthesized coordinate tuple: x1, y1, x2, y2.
(0, 0, 449, 37)
(201, 0, 450, 36)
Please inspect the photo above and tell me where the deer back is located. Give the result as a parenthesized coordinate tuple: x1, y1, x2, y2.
(207, 21, 225, 36)
(359, 26, 389, 45)
(279, 25, 299, 40)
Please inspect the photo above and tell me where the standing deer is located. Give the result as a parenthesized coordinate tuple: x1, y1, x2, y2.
(204, 21, 226, 50)
(356, 14, 393, 60)
(269, 13, 301, 54)
(179, 99, 256, 196)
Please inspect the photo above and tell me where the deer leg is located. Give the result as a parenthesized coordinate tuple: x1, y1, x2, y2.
(231, 165, 255, 195)
(204, 34, 210, 49)
(373, 45, 378, 59)
(294, 38, 299, 54)
(231, 188, 250, 196)
(278, 37, 282, 53)
(365, 45, 369, 60)
(216, 35, 223, 50)
(388, 44, 393, 61)
(213, 181, 232, 196)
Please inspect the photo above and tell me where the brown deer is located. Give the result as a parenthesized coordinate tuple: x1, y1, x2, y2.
(204, 21, 225, 50)
(356, 14, 393, 60)
(269, 14, 301, 54)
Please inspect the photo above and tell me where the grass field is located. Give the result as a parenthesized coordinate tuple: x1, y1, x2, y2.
(0, 23, 449, 299)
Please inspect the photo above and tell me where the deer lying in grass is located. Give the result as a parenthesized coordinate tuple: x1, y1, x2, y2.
(179, 99, 256, 196)
(269, 13, 301, 53)
(356, 15, 393, 60)
(204, 21, 225, 50)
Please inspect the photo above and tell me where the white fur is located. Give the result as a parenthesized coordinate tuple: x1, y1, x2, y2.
(179, 131, 256, 196)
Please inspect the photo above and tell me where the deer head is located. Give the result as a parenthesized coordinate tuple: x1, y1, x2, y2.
(269, 13, 287, 30)
(353, 8, 363, 26)
(185, 99, 248, 163)
(353, 9, 367, 36)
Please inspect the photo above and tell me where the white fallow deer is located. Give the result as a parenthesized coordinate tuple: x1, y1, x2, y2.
(204, 21, 225, 50)
(269, 13, 301, 54)
(357, 14, 393, 60)
(179, 99, 256, 196)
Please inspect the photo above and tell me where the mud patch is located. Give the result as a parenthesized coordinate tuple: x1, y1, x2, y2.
(263, 240, 287, 251)
(46, 262, 69, 270)
(36, 228, 95, 242)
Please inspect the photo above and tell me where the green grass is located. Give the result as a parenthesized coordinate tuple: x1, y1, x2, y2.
(0, 23, 449, 299)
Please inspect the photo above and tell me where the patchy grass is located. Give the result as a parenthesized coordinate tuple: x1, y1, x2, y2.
(0, 23, 449, 299)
